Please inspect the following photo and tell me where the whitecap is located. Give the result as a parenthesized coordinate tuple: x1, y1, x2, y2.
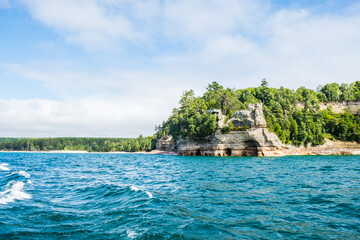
(145, 191, 153, 198)
(0, 163, 10, 171)
(27, 180, 32, 184)
(130, 185, 153, 198)
(126, 229, 138, 239)
(0, 181, 31, 205)
(130, 185, 140, 191)
(18, 170, 30, 178)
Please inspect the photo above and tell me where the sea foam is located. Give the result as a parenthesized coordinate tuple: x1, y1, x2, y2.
(126, 229, 138, 239)
(0, 181, 31, 205)
(0, 163, 10, 171)
(18, 170, 31, 178)
(130, 185, 140, 191)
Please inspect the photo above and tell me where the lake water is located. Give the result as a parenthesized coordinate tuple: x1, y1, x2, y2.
(0, 153, 359, 239)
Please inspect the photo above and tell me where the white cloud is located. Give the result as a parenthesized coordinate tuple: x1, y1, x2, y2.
(2, 1, 360, 137)
(156, 5, 360, 89)
(260, 9, 360, 87)
(17, 0, 142, 50)
(0, 96, 170, 137)
(1, 62, 194, 137)
(16, 0, 265, 50)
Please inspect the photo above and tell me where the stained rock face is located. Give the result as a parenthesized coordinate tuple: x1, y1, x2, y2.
(230, 103, 267, 128)
(207, 109, 227, 128)
(176, 103, 284, 156)
(156, 136, 175, 151)
(176, 129, 283, 157)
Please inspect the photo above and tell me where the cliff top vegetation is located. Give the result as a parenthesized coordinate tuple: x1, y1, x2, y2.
(156, 80, 360, 147)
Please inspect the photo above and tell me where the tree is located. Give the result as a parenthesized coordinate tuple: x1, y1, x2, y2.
(321, 83, 341, 102)
(261, 78, 269, 87)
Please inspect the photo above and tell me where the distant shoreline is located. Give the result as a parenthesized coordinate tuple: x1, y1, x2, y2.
(0, 150, 177, 155)
(1, 139, 360, 156)
(0, 149, 359, 156)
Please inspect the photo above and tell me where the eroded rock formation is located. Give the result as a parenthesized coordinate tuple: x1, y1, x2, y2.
(156, 136, 175, 151)
(175, 103, 284, 156)
(230, 103, 267, 128)
(156, 103, 360, 156)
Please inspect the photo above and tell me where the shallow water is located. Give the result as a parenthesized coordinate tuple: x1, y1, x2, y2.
(0, 153, 359, 239)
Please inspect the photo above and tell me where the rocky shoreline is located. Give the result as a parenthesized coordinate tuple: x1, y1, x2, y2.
(156, 103, 360, 157)
(1, 141, 359, 156)
(283, 139, 360, 156)
(154, 139, 360, 156)
(0, 150, 178, 155)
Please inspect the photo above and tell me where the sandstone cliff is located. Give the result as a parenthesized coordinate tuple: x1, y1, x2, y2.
(156, 136, 175, 151)
(283, 139, 360, 155)
(156, 103, 360, 156)
(176, 103, 284, 156)
(296, 101, 360, 114)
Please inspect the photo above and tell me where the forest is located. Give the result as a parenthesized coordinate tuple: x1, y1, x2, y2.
(156, 80, 360, 147)
(1, 80, 360, 152)
(0, 136, 156, 152)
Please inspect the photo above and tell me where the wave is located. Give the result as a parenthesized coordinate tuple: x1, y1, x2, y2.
(0, 163, 10, 171)
(126, 229, 138, 239)
(0, 181, 31, 205)
(145, 191, 153, 198)
(130, 185, 153, 198)
(18, 170, 31, 178)
(130, 185, 140, 191)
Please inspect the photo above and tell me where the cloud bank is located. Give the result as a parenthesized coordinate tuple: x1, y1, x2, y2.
(1, 0, 360, 137)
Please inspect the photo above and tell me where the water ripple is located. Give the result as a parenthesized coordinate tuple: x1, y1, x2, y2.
(0, 153, 359, 239)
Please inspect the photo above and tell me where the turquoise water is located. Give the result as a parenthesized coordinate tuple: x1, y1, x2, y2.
(0, 153, 359, 239)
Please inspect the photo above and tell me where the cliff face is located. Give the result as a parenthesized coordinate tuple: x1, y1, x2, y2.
(230, 103, 267, 128)
(283, 139, 360, 155)
(156, 103, 360, 156)
(297, 102, 360, 114)
(176, 104, 284, 156)
(156, 136, 175, 151)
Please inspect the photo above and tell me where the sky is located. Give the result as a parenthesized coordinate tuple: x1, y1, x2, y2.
(0, 0, 360, 137)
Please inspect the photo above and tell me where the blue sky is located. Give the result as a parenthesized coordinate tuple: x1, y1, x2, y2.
(0, 0, 360, 137)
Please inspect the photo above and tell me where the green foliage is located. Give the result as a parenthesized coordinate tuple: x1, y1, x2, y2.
(227, 122, 248, 131)
(0, 138, 19, 143)
(321, 83, 341, 102)
(157, 80, 360, 147)
(156, 89, 218, 140)
(220, 122, 248, 133)
(0, 136, 157, 152)
(322, 111, 360, 142)
(318, 81, 360, 102)
(261, 78, 269, 87)
(204, 82, 243, 117)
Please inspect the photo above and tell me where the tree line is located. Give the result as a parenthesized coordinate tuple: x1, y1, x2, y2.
(0, 136, 157, 152)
